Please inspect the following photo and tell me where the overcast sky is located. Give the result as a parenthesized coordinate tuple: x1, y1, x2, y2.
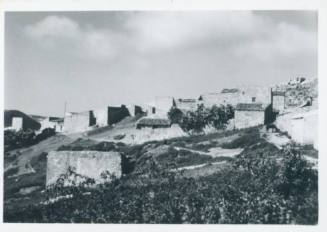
(5, 11, 317, 117)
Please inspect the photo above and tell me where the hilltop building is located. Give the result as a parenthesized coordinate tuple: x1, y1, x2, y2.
(199, 86, 271, 108)
(63, 105, 131, 134)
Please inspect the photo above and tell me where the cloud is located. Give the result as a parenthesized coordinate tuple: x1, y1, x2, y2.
(124, 11, 260, 52)
(24, 12, 317, 62)
(25, 15, 118, 59)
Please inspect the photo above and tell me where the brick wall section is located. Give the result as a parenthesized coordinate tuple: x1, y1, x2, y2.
(46, 151, 122, 186)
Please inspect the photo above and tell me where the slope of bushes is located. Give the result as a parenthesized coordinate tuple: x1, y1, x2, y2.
(4, 128, 56, 152)
(4, 144, 318, 224)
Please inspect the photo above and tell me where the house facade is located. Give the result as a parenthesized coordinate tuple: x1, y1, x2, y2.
(235, 103, 265, 129)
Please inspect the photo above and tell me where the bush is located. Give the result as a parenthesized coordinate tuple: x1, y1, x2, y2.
(3, 137, 317, 224)
(173, 104, 235, 134)
(4, 128, 56, 152)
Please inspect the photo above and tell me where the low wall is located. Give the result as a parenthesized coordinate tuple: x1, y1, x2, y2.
(235, 110, 264, 129)
(275, 109, 318, 148)
(46, 151, 122, 186)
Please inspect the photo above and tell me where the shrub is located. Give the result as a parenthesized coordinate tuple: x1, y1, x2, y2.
(167, 107, 184, 124)
(175, 104, 235, 134)
(4, 128, 56, 152)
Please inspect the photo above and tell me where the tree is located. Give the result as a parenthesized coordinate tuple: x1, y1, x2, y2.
(167, 107, 184, 124)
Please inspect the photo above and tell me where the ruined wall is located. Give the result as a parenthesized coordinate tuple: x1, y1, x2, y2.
(272, 95, 285, 112)
(39, 118, 64, 132)
(126, 105, 144, 117)
(93, 107, 108, 127)
(46, 151, 122, 186)
(12, 117, 23, 131)
(63, 111, 91, 134)
(235, 110, 265, 129)
(108, 106, 130, 125)
(4, 110, 41, 131)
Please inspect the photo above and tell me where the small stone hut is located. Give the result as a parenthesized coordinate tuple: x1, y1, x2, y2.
(235, 103, 265, 129)
(46, 150, 122, 186)
(4, 110, 41, 131)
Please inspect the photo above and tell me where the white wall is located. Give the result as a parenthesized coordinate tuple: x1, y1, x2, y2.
(12, 117, 23, 131)
(93, 107, 108, 127)
(275, 110, 318, 148)
(235, 110, 264, 129)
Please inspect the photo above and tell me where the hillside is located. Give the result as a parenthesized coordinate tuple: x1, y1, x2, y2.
(86, 116, 187, 144)
(3, 126, 318, 223)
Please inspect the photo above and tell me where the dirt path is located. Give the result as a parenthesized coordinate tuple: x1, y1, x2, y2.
(6, 134, 74, 176)
(174, 146, 243, 158)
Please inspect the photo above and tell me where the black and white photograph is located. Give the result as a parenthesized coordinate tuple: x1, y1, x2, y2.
(1, 1, 323, 228)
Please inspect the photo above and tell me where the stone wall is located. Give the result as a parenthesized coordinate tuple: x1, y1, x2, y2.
(200, 92, 239, 108)
(93, 107, 108, 127)
(274, 78, 318, 109)
(155, 96, 175, 117)
(238, 86, 271, 106)
(272, 95, 285, 112)
(235, 110, 265, 129)
(46, 151, 122, 186)
(175, 99, 198, 111)
(200, 86, 271, 108)
(63, 111, 91, 134)
(40, 118, 64, 133)
(275, 109, 318, 148)
(108, 106, 130, 125)
(12, 117, 23, 131)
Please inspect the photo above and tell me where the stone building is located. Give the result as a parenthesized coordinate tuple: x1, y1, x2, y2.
(235, 103, 265, 129)
(199, 86, 271, 108)
(272, 90, 285, 113)
(63, 111, 92, 134)
(63, 105, 130, 134)
(126, 104, 144, 117)
(4, 110, 41, 131)
(199, 89, 240, 108)
(175, 98, 198, 111)
(155, 96, 176, 117)
(46, 150, 122, 186)
(238, 86, 271, 106)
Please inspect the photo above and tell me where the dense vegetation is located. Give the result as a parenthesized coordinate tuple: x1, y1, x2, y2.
(4, 141, 318, 224)
(168, 104, 234, 134)
(4, 128, 56, 152)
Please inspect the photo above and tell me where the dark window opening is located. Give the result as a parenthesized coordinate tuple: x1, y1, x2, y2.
(252, 97, 256, 102)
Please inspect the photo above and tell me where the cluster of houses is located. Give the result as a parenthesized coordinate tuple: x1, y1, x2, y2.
(4, 77, 318, 148)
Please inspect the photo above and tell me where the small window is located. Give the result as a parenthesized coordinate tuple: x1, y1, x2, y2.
(252, 97, 256, 102)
